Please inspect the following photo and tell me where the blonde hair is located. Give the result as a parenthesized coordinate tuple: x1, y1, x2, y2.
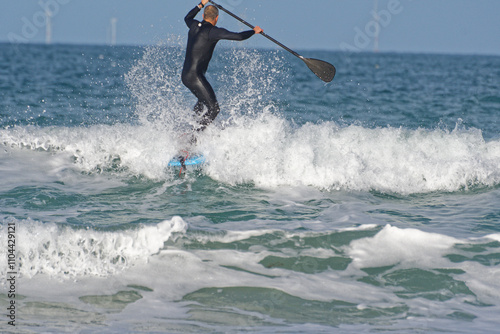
(204, 5, 219, 21)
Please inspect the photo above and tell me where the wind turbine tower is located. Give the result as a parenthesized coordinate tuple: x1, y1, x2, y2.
(110, 17, 118, 46)
(373, 0, 380, 53)
(46, 10, 52, 44)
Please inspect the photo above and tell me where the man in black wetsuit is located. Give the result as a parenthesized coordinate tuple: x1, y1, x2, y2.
(182, 0, 262, 131)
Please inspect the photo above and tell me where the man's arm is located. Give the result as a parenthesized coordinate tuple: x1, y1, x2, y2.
(209, 26, 263, 41)
(210, 27, 255, 41)
(209, 24, 263, 41)
(185, 1, 210, 28)
(184, 6, 201, 28)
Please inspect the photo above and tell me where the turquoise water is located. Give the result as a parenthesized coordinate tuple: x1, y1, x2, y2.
(1, 42, 500, 333)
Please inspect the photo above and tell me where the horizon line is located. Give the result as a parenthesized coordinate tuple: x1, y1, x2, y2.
(1, 40, 499, 58)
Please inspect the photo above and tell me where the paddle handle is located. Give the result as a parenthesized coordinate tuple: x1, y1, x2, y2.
(208, 0, 303, 60)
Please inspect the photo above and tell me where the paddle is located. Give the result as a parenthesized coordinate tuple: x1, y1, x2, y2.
(208, 0, 336, 83)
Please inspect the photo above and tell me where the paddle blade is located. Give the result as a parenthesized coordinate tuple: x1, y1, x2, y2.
(302, 58, 336, 83)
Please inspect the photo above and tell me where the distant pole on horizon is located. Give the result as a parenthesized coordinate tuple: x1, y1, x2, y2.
(45, 10, 52, 45)
(373, 0, 379, 53)
(110, 17, 118, 46)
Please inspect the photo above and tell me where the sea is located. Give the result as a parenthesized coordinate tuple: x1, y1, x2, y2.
(1, 40, 500, 333)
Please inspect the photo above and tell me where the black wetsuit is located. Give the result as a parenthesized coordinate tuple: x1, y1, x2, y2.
(182, 6, 255, 130)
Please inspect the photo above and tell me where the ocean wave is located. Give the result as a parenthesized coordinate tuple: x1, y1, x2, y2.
(201, 115, 500, 193)
(0, 217, 187, 278)
(1, 115, 500, 194)
(2, 216, 500, 316)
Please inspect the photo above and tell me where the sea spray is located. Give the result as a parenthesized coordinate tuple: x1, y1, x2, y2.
(125, 39, 193, 133)
(124, 40, 287, 133)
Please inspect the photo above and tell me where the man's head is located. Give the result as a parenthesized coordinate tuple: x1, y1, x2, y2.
(203, 5, 219, 25)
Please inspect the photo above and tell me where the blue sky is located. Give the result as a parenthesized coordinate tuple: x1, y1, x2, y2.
(2, 0, 499, 55)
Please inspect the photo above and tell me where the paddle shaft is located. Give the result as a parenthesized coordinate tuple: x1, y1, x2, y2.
(208, 0, 304, 60)
(207, 0, 336, 82)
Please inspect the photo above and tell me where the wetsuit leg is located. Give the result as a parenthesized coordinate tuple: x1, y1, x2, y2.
(193, 101, 204, 115)
(182, 73, 220, 130)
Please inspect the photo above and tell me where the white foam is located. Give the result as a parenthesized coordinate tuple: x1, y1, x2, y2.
(344, 224, 500, 306)
(0, 217, 187, 278)
(339, 224, 379, 232)
(0, 124, 184, 179)
(201, 116, 500, 193)
(483, 233, 500, 242)
(2, 114, 500, 194)
(346, 224, 460, 268)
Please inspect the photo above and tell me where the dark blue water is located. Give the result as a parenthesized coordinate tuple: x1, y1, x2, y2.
(1, 42, 500, 333)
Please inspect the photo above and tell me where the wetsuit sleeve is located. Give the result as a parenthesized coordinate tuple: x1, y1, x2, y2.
(209, 27, 255, 41)
(185, 6, 201, 28)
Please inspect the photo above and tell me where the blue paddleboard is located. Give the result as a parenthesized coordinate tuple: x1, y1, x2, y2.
(168, 154, 206, 167)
